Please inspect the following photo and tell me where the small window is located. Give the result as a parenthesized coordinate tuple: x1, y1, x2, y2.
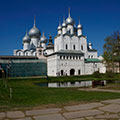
(73, 45, 75, 50)
(63, 56, 65, 59)
(18, 52, 21, 56)
(76, 56, 78, 59)
(67, 56, 68, 59)
(60, 56, 62, 59)
(73, 56, 75, 59)
(70, 56, 72, 59)
(81, 45, 83, 50)
(66, 44, 68, 50)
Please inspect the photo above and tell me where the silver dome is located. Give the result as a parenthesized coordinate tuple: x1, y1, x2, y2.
(62, 18, 66, 27)
(66, 8, 74, 25)
(40, 32, 47, 43)
(57, 25, 62, 30)
(23, 31, 31, 43)
(57, 21, 62, 30)
(77, 24, 82, 29)
(66, 16, 74, 25)
(77, 18, 82, 29)
(29, 17, 41, 38)
(88, 42, 92, 46)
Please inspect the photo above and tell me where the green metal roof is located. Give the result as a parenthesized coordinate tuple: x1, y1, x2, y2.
(85, 58, 101, 63)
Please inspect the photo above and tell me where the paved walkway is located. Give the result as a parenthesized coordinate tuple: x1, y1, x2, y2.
(1, 98, 120, 120)
(78, 88, 120, 93)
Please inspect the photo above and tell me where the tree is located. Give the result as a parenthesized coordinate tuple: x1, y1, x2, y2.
(103, 31, 120, 73)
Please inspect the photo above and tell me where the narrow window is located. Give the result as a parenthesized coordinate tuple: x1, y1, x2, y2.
(78, 70, 81, 75)
(73, 45, 75, 50)
(81, 45, 83, 50)
(66, 44, 68, 50)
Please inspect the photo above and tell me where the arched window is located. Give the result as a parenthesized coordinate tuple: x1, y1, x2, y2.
(73, 45, 75, 50)
(66, 44, 68, 50)
(78, 70, 81, 75)
(60, 56, 62, 59)
(81, 45, 83, 50)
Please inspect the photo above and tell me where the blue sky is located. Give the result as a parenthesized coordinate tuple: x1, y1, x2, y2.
(0, 0, 120, 56)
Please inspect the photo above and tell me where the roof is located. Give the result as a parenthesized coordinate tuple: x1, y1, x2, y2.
(47, 50, 84, 57)
(85, 58, 101, 63)
(88, 49, 97, 52)
(0, 56, 38, 60)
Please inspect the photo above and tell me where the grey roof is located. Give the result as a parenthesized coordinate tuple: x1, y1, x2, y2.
(88, 49, 97, 52)
(47, 50, 84, 57)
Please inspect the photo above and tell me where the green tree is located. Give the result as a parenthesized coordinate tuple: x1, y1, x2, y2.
(103, 31, 120, 73)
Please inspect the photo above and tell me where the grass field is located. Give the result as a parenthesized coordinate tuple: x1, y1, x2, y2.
(0, 75, 120, 111)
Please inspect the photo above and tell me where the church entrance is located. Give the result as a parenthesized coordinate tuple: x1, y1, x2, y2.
(70, 69, 75, 75)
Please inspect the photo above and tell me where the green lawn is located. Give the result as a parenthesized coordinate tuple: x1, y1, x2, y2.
(0, 76, 120, 111)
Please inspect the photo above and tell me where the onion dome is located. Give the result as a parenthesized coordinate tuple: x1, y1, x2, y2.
(66, 8, 74, 25)
(62, 17, 66, 27)
(57, 21, 62, 30)
(40, 32, 47, 43)
(29, 17, 41, 38)
(23, 31, 31, 43)
(88, 42, 92, 46)
(77, 18, 82, 29)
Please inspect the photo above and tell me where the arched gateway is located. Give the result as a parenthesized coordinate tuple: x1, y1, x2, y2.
(70, 69, 75, 75)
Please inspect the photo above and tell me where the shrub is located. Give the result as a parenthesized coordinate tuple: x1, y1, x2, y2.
(92, 71, 101, 78)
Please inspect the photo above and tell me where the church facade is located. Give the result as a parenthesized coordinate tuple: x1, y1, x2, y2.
(13, 9, 106, 76)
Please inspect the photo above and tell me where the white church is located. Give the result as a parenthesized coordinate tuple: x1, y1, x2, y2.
(14, 9, 106, 76)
